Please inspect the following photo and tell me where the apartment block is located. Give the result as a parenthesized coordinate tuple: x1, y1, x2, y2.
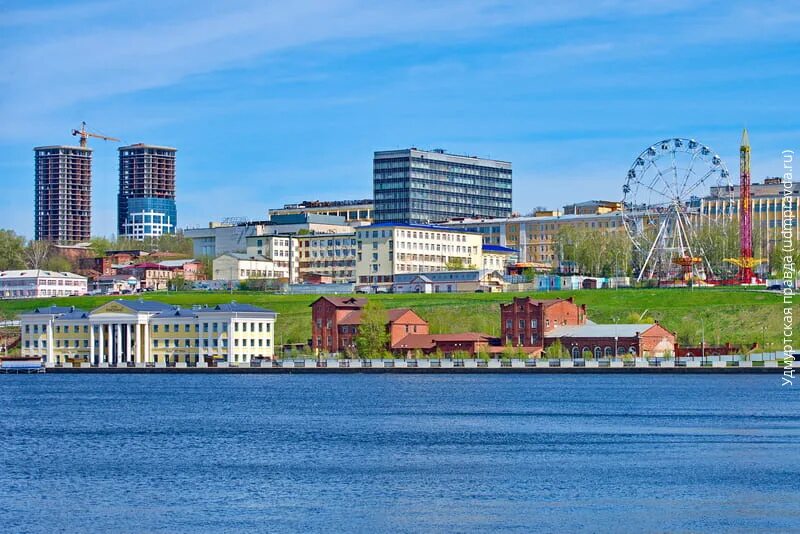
(34, 145, 93, 243)
(118, 144, 177, 239)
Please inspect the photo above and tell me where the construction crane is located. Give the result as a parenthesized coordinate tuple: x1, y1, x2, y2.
(71, 121, 120, 147)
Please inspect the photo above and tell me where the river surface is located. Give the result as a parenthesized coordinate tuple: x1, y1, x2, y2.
(1, 374, 798, 533)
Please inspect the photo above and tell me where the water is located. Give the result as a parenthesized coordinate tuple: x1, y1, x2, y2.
(1, 374, 798, 533)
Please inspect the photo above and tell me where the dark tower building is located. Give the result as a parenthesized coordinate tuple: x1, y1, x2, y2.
(34, 145, 93, 243)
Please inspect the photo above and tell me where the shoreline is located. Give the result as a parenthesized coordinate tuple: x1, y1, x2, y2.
(37, 366, 785, 374)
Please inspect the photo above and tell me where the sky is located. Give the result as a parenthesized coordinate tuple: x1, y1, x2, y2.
(1, 0, 798, 239)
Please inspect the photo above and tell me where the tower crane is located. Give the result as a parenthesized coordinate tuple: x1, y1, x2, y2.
(71, 121, 120, 147)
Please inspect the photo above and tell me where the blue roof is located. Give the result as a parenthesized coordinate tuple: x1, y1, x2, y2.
(110, 299, 175, 312)
(152, 303, 275, 318)
(362, 222, 479, 233)
(57, 310, 90, 320)
(482, 244, 517, 253)
(152, 307, 196, 318)
(32, 305, 77, 315)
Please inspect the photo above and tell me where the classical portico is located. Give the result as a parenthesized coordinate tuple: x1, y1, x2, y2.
(89, 300, 156, 365)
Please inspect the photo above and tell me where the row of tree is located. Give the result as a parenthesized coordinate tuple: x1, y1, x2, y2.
(552, 222, 796, 278)
(0, 228, 196, 274)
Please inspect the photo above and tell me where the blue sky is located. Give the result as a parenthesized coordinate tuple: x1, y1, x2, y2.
(1, 0, 798, 239)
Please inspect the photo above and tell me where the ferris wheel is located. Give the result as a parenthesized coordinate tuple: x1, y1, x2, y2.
(622, 138, 733, 282)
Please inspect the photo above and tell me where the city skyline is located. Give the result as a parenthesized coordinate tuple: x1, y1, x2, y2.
(1, 0, 798, 238)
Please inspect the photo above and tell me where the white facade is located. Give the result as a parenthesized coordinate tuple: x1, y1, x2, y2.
(0, 270, 87, 299)
(355, 224, 483, 286)
(212, 253, 284, 281)
(245, 235, 299, 283)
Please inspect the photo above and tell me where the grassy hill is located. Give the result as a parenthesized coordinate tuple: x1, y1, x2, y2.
(0, 288, 784, 350)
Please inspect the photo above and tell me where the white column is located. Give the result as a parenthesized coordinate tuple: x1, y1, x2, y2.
(46, 321, 54, 364)
(143, 324, 150, 364)
(228, 319, 234, 363)
(106, 325, 113, 364)
(126, 324, 133, 363)
(98, 325, 105, 364)
(115, 324, 122, 364)
(134, 323, 141, 364)
(89, 325, 95, 365)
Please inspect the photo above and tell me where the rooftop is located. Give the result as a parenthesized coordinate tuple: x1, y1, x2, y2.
(482, 244, 517, 253)
(0, 270, 86, 280)
(362, 222, 480, 233)
(544, 323, 658, 339)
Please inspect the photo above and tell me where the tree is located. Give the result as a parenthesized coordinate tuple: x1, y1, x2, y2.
(545, 340, 565, 359)
(170, 276, 190, 291)
(445, 257, 475, 271)
(0, 229, 25, 270)
(354, 300, 389, 359)
(155, 232, 193, 256)
(554, 225, 631, 277)
(89, 236, 114, 257)
(44, 255, 73, 272)
(23, 240, 51, 269)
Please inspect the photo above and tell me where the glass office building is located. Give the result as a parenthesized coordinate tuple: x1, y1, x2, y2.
(119, 197, 177, 239)
(373, 148, 512, 224)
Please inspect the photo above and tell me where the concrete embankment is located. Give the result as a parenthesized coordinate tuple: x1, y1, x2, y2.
(43, 363, 791, 374)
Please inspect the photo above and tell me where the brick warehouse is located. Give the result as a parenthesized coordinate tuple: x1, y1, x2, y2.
(500, 296, 675, 358)
(310, 297, 429, 354)
(309, 297, 496, 357)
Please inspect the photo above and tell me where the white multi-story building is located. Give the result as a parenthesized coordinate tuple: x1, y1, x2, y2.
(355, 223, 484, 287)
(245, 235, 298, 283)
(212, 253, 284, 282)
(0, 270, 87, 299)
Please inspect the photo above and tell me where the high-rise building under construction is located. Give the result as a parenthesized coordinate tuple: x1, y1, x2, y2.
(34, 145, 93, 243)
(117, 144, 177, 239)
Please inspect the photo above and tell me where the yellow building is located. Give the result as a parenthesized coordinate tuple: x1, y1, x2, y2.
(443, 212, 625, 267)
(20, 300, 277, 367)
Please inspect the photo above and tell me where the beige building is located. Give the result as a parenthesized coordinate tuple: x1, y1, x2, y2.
(700, 178, 799, 263)
(443, 212, 626, 267)
(20, 300, 277, 366)
(355, 223, 484, 287)
(296, 232, 358, 283)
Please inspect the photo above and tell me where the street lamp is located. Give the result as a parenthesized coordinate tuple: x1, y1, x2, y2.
(701, 318, 706, 366)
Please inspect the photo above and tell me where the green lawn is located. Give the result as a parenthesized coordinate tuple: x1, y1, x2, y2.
(0, 288, 786, 349)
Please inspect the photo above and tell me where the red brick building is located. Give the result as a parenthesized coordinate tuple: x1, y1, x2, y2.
(501, 296, 676, 358)
(392, 333, 494, 357)
(310, 297, 429, 354)
(500, 297, 587, 347)
(546, 323, 676, 358)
